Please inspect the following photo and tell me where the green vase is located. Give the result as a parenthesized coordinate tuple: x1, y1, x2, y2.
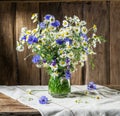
(48, 76, 71, 98)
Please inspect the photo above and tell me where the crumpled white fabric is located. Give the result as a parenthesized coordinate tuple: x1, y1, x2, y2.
(0, 85, 120, 116)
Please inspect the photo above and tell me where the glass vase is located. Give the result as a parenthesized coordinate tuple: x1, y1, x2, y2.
(48, 76, 71, 98)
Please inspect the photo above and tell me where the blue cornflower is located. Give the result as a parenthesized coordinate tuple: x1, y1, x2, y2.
(84, 47, 89, 54)
(39, 96, 48, 104)
(80, 33, 88, 41)
(33, 36, 38, 43)
(65, 70, 71, 79)
(66, 57, 70, 64)
(44, 14, 52, 20)
(28, 35, 33, 44)
(28, 35, 38, 44)
(51, 20, 60, 27)
(51, 59, 56, 66)
(43, 59, 47, 63)
(87, 82, 96, 90)
(64, 37, 72, 45)
(56, 39, 64, 45)
(21, 35, 26, 41)
(39, 22, 46, 29)
(32, 54, 40, 64)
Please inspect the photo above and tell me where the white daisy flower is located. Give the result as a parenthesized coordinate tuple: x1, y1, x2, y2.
(26, 30, 32, 35)
(16, 41, 24, 52)
(92, 33, 97, 38)
(89, 50, 96, 55)
(66, 44, 72, 50)
(21, 27, 27, 33)
(26, 89, 32, 94)
(73, 41, 80, 48)
(59, 31, 65, 38)
(31, 13, 38, 20)
(92, 34, 101, 44)
(43, 63, 48, 68)
(51, 41, 56, 48)
(80, 20, 87, 26)
(75, 22, 81, 27)
(82, 41, 88, 48)
(59, 60, 66, 67)
(62, 20, 69, 27)
(58, 48, 65, 55)
(80, 62, 84, 67)
(67, 52, 74, 59)
(60, 53, 66, 58)
(21, 39, 26, 44)
(92, 40, 97, 48)
(50, 32, 56, 37)
(33, 18, 38, 23)
(36, 45, 41, 50)
(68, 17, 73, 22)
(93, 24, 97, 32)
(51, 71, 58, 78)
(80, 54, 87, 61)
(16, 45, 24, 52)
(73, 15, 80, 22)
(48, 26, 56, 31)
(32, 29, 37, 34)
(64, 30, 71, 37)
(81, 26, 88, 34)
(49, 16, 55, 23)
(64, 16, 68, 20)
(73, 27, 80, 34)
(36, 64, 41, 68)
(35, 33, 40, 38)
(50, 64, 58, 71)
(28, 44, 32, 49)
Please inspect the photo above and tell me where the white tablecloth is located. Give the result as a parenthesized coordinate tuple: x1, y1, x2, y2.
(0, 85, 120, 116)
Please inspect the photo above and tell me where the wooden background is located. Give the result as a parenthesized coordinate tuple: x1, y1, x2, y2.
(0, 1, 120, 87)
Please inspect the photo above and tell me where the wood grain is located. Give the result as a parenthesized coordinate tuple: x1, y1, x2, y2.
(110, 2, 120, 85)
(16, 3, 40, 85)
(84, 2, 110, 85)
(0, 3, 17, 85)
(0, 93, 40, 115)
(61, 2, 83, 85)
(0, 0, 118, 3)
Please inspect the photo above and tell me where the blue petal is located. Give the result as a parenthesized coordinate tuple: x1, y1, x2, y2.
(44, 14, 52, 20)
(80, 33, 88, 41)
(87, 82, 96, 90)
(64, 37, 72, 45)
(21, 35, 26, 41)
(28, 35, 33, 44)
(39, 96, 48, 104)
(28, 35, 38, 44)
(32, 55, 40, 64)
(33, 36, 38, 43)
(40, 22, 46, 29)
(56, 39, 64, 45)
(65, 70, 71, 79)
(51, 20, 60, 27)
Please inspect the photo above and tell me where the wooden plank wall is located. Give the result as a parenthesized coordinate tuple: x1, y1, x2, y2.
(84, 1, 110, 85)
(0, 1, 120, 87)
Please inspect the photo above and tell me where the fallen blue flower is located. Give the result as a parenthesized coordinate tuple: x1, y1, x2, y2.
(39, 96, 48, 104)
(87, 82, 96, 90)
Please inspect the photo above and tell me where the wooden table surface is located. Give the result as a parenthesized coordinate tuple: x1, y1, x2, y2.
(0, 93, 40, 116)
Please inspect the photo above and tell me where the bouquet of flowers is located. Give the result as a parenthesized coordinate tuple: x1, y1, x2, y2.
(16, 13, 104, 97)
